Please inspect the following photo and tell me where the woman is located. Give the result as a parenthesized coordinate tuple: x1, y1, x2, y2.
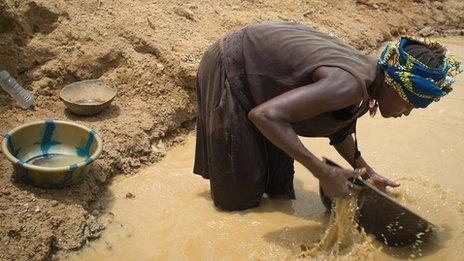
(193, 22, 462, 211)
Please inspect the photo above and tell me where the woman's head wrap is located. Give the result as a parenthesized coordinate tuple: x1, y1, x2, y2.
(378, 36, 462, 108)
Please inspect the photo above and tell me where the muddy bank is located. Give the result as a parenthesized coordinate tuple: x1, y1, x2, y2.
(0, 0, 463, 259)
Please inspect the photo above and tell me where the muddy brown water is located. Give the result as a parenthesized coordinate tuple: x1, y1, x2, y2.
(73, 99, 106, 105)
(74, 38, 464, 260)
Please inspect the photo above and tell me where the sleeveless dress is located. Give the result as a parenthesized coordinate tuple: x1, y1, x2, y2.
(194, 22, 377, 211)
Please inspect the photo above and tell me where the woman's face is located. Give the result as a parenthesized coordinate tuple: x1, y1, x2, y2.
(377, 83, 414, 118)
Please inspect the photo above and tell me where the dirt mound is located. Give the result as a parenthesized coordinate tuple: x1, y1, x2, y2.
(0, 0, 463, 259)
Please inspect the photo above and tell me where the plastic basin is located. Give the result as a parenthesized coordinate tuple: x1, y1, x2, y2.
(1, 119, 103, 188)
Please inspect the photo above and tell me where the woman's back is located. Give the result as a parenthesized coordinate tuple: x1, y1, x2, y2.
(242, 22, 377, 105)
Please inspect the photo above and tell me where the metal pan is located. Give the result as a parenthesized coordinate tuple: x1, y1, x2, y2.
(60, 79, 116, 116)
(319, 158, 435, 247)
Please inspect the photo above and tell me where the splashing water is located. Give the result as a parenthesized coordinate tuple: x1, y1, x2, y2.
(300, 197, 380, 260)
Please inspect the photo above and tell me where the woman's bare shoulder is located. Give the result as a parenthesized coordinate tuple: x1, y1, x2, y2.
(312, 66, 364, 102)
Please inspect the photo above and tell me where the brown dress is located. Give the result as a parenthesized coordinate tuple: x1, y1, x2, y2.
(194, 22, 377, 211)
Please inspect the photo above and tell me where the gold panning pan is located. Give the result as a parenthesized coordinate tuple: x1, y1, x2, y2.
(319, 158, 435, 247)
(60, 79, 117, 116)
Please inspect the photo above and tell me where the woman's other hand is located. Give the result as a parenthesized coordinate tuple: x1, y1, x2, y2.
(365, 170, 400, 191)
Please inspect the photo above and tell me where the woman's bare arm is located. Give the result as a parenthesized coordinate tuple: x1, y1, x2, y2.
(333, 135, 400, 190)
(248, 66, 366, 197)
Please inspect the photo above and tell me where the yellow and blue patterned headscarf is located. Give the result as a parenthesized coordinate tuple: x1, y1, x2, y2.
(378, 36, 462, 108)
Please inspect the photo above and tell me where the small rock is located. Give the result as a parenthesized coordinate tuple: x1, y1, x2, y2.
(213, 7, 222, 15)
(96, 174, 107, 184)
(418, 26, 434, 37)
(140, 121, 152, 132)
(92, 209, 100, 216)
(302, 10, 314, 17)
(38, 87, 53, 97)
(147, 17, 156, 30)
(390, 27, 399, 36)
(156, 63, 165, 71)
(34, 207, 40, 213)
(433, 1, 444, 10)
(114, 158, 124, 170)
(105, 241, 113, 250)
(157, 140, 165, 150)
(175, 7, 196, 21)
(7, 230, 21, 239)
(398, 26, 408, 35)
(129, 160, 141, 168)
(300, 244, 308, 251)
(356, 0, 374, 6)
(125, 192, 135, 199)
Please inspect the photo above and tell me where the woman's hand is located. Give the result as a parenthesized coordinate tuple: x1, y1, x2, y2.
(364, 170, 400, 191)
(318, 165, 366, 198)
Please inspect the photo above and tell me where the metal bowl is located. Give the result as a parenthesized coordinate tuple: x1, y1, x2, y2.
(1, 119, 103, 188)
(319, 158, 435, 247)
(60, 79, 117, 116)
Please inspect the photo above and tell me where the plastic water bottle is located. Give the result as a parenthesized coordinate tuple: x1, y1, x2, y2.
(0, 70, 35, 109)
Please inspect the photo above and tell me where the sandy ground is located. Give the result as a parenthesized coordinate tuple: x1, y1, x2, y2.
(0, 0, 463, 259)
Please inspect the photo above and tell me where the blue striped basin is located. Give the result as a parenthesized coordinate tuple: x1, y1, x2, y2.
(1, 119, 102, 188)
